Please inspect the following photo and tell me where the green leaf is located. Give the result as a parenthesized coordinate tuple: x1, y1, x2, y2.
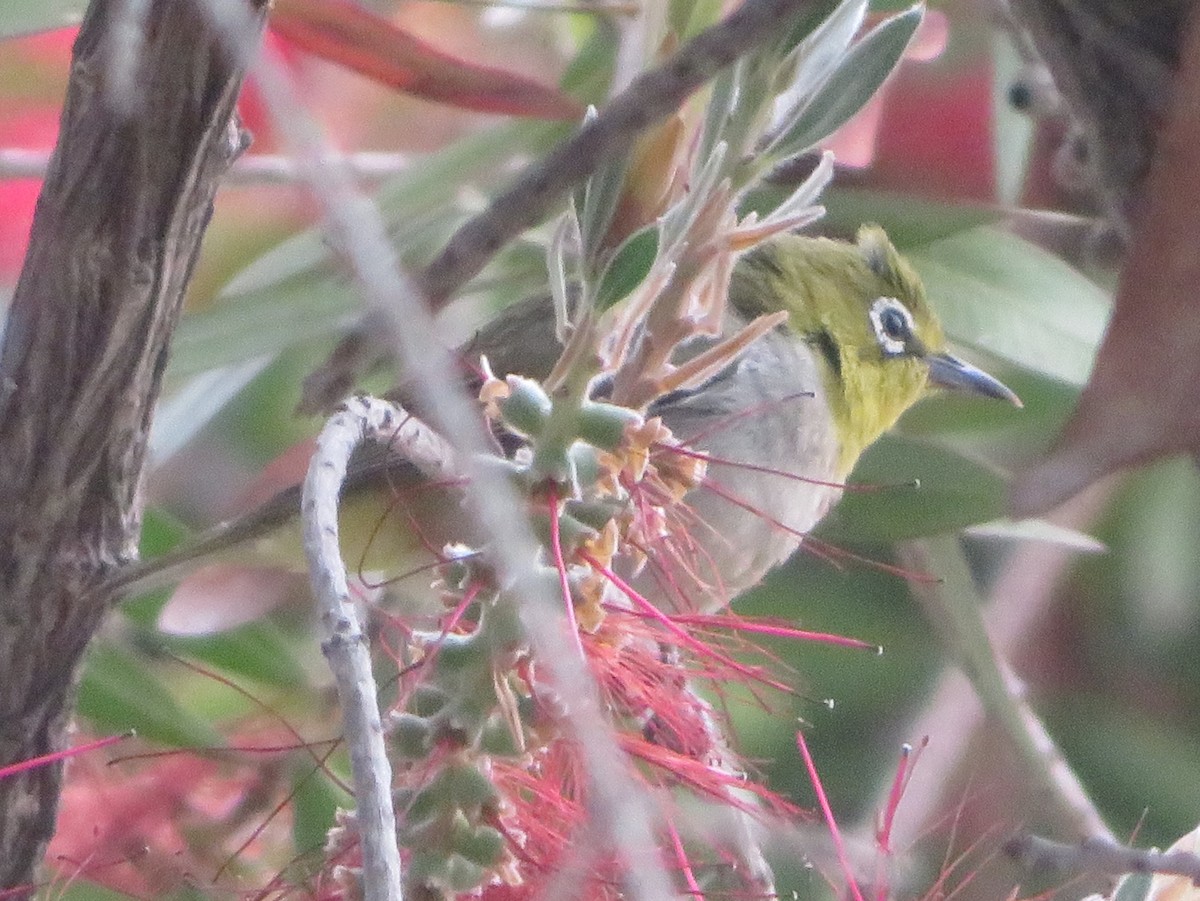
(1113, 873, 1154, 901)
(559, 17, 617, 102)
(139, 507, 191, 559)
(78, 643, 221, 748)
(53, 881, 137, 901)
(594, 225, 659, 312)
(1048, 695, 1200, 850)
(219, 229, 339, 300)
(818, 434, 1007, 543)
(668, 0, 723, 40)
(167, 276, 353, 385)
(768, 4, 923, 160)
(777, 0, 867, 121)
(164, 119, 567, 389)
(291, 760, 350, 856)
(162, 622, 310, 690)
(0, 0, 84, 37)
(897, 362, 1079, 461)
(909, 226, 1110, 385)
(579, 142, 630, 264)
(820, 188, 999, 247)
(151, 357, 272, 464)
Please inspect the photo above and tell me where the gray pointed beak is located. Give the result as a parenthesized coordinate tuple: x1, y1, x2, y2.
(927, 352, 1022, 407)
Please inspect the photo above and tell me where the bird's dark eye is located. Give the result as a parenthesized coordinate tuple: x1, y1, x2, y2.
(868, 296, 914, 356)
(879, 306, 908, 339)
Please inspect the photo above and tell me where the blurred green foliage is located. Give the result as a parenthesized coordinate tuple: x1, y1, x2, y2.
(5, 0, 1200, 898)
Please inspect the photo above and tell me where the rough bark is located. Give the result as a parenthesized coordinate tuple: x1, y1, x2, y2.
(0, 0, 265, 891)
(1005, 0, 1189, 236)
(1004, 1, 1200, 514)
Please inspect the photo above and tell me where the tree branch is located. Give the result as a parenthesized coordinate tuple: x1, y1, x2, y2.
(299, 0, 823, 412)
(0, 0, 266, 891)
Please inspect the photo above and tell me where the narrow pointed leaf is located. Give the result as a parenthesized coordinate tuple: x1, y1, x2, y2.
(270, 0, 583, 119)
(769, 5, 922, 159)
(595, 225, 659, 312)
(78, 644, 221, 748)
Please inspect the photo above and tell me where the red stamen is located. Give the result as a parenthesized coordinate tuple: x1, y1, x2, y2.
(356, 475, 471, 590)
(581, 551, 787, 693)
(669, 612, 880, 652)
(367, 549, 484, 591)
(396, 580, 484, 711)
(547, 482, 587, 660)
(804, 534, 940, 583)
(672, 392, 814, 447)
(700, 477, 939, 583)
(664, 441, 920, 494)
(665, 814, 704, 898)
(0, 731, 132, 781)
(796, 729, 865, 901)
(215, 736, 341, 882)
(874, 739, 927, 901)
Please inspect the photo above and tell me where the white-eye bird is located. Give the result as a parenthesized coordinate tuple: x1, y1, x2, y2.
(127, 225, 1018, 631)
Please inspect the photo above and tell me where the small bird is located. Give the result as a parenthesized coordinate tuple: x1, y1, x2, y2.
(129, 225, 1018, 631)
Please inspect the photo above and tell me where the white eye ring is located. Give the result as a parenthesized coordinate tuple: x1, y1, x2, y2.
(869, 296, 914, 357)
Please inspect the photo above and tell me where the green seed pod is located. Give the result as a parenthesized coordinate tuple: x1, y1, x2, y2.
(478, 590, 530, 653)
(432, 632, 481, 672)
(577, 400, 642, 450)
(410, 685, 450, 717)
(567, 441, 600, 487)
(565, 497, 623, 530)
(529, 507, 598, 552)
(453, 823, 507, 867)
(479, 715, 523, 757)
(430, 760, 500, 813)
(499, 376, 552, 437)
(530, 441, 573, 484)
(438, 548, 476, 591)
(390, 712, 432, 758)
(555, 510, 601, 547)
(408, 849, 465, 895)
(445, 854, 488, 893)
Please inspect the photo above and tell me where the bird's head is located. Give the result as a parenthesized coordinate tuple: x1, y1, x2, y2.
(729, 224, 1019, 476)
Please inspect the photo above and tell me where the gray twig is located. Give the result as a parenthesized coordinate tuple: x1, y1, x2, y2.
(1007, 833, 1200, 884)
(303, 396, 412, 901)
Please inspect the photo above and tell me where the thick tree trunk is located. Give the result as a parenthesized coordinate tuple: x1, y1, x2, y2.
(0, 0, 265, 891)
(1005, 0, 1189, 234)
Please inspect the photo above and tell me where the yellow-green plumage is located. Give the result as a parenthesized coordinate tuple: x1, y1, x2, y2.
(730, 226, 943, 477)
(138, 225, 1016, 629)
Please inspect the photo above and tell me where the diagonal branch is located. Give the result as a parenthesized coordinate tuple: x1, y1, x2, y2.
(300, 0, 822, 412)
